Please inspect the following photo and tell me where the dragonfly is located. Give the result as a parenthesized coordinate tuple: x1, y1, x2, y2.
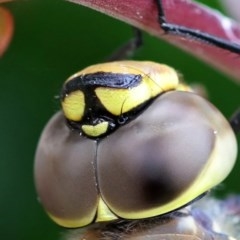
(34, 0, 240, 239)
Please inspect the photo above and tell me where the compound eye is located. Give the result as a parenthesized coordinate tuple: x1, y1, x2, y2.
(34, 112, 98, 228)
(97, 91, 237, 220)
(61, 90, 85, 122)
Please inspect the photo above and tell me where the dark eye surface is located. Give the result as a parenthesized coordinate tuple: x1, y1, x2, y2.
(34, 112, 99, 227)
(97, 91, 237, 219)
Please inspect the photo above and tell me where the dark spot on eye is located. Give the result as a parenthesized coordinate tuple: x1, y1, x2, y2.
(141, 158, 174, 205)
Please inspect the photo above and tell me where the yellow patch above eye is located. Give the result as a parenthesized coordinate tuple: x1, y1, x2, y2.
(61, 90, 85, 121)
(95, 67, 179, 116)
(95, 85, 150, 116)
(82, 122, 109, 137)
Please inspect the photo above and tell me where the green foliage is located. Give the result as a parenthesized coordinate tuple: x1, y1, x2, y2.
(0, 1, 239, 239)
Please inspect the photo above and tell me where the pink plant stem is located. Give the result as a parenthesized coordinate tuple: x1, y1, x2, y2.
(67, 0, 240, 83)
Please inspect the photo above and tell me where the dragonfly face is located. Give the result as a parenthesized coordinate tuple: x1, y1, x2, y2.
(34, 61, 237, 229)
(34, 1, 240, 239)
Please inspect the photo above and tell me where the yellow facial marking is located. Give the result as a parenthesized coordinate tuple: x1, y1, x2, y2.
(96, 198, 118, 222)
(61, 90, 85, 121)
(63, 61, 180, 135)
(82, 122, 109, 137)
(95, 84, 150, 116)
(94, 61, 179, 116)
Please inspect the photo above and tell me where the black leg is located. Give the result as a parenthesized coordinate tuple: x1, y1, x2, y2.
(230, 108, 240, 134)
(155, 0, 240, 54)
(106, 28, 143, 61)
(156, 0, 240, 135)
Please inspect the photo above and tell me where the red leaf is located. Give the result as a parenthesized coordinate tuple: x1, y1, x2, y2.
(67, 0, 240, 83)
(0, 6, 14, 56)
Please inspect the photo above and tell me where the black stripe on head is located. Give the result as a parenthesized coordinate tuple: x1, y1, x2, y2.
(61, 72, 142, 98)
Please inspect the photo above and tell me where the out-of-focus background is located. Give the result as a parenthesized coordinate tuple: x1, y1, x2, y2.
(0, 0, 239, 239)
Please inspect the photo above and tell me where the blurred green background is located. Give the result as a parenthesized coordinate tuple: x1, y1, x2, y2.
(0, 0, 239, 239)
